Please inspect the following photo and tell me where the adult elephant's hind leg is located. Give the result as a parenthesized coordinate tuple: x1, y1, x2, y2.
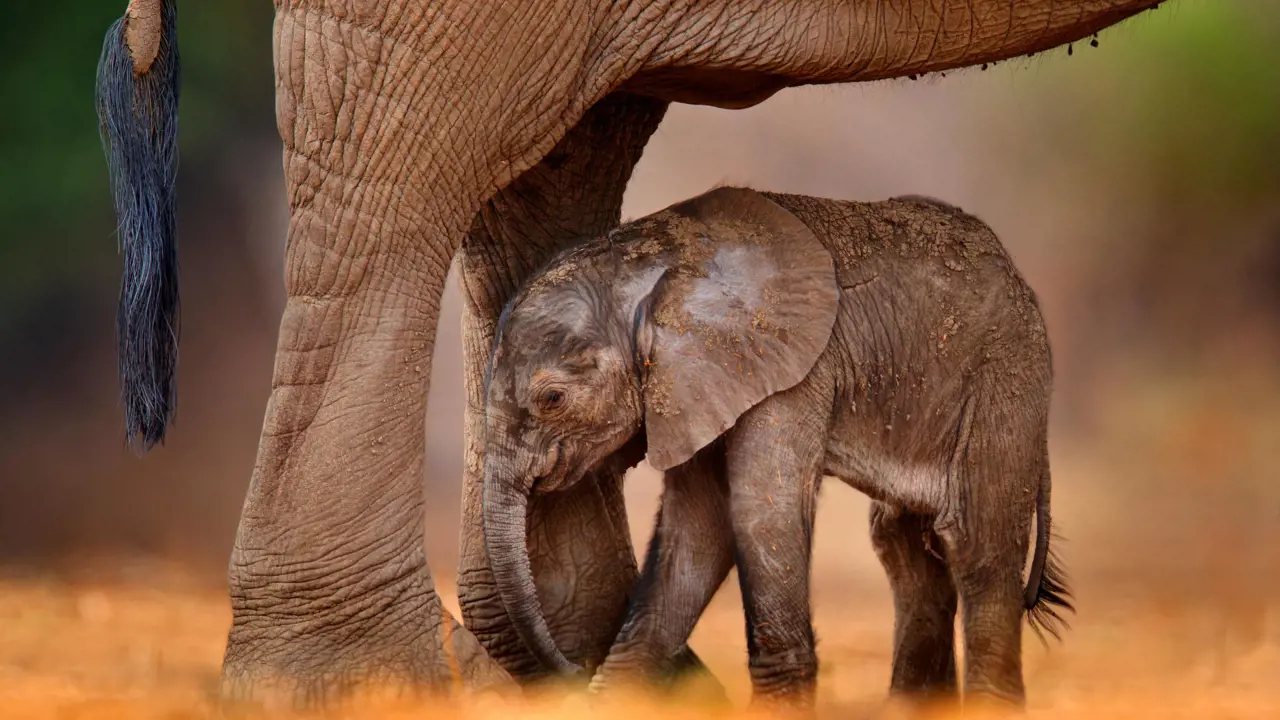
(222, 204, 508, 705)
(455, 92, 718, 689)
(221, 9, 515, 701)
(869, 503, 958, 704)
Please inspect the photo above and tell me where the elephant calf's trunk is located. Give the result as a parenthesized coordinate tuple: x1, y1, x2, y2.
(483, 481, 583, 677)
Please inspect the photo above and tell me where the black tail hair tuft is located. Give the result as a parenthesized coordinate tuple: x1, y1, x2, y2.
(96, 1, 181, 452)
(1026, 534, 1074, 643)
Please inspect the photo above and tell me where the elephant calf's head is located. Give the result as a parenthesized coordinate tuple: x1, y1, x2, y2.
(480, 187, 839, 677)
(483, 260, 657, 498)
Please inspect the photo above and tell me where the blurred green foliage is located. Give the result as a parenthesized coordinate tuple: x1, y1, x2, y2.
(0, 2, 274, 330)
(1046, 0, 1280, 201)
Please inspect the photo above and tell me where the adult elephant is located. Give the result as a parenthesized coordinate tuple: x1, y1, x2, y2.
(97, 0, 1167, 706)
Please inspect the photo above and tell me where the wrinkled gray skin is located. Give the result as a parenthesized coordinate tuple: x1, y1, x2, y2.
(481, 187, 1070, 711)
(99, 0, 1170, 706)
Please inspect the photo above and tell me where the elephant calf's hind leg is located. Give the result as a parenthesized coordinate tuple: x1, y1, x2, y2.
(870, 503, 959, 703)
(935, 394, 1042, 707)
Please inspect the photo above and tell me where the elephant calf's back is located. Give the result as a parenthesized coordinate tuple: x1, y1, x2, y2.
(764, 192, 1053, 509)
(763, 191, 1049, 380)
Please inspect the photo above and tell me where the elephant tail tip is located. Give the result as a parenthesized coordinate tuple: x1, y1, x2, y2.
(96, 1, 182, 452)
(1024, 531, 1074, 644)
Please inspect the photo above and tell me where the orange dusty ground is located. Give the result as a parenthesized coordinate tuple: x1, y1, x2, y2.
(1, 572, 1277, 720)
(4, 434, 1280, 720)
(2, 527, 1278, 719)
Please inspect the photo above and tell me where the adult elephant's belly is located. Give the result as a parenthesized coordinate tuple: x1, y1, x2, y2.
(622, 67, 789, 110)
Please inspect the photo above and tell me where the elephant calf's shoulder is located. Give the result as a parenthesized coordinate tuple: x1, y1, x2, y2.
(755, 191, 872, 259)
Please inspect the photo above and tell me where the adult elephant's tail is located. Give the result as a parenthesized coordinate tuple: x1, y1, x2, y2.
(96, 0, 181, 451)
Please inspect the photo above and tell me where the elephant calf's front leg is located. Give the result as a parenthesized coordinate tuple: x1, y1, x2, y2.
(592, 446, 735, 692)
(725, 387, 829, 711)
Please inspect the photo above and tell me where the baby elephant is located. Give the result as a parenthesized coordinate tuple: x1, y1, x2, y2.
(480, 187, 1071, 709)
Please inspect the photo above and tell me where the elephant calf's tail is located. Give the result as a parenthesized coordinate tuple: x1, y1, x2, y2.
(96, 0, 182, 451)
(1023, 464, 1074, 641)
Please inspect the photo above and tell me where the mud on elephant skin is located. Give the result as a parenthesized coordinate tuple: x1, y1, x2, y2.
(480, 188, 1073, 710)
(96, 0, 1163, 704)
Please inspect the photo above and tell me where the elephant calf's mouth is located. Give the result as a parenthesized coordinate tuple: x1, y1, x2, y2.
(535, 433, 632, 494)
(531, 439, 565, 493)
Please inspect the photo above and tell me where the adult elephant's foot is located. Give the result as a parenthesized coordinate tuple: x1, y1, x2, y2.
(220, 604, 511, 709)
(221, 539, 512, 709)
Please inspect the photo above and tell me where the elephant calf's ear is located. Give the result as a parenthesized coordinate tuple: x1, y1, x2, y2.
(641, 187, 840, 471)
(632, 270, 667, 383)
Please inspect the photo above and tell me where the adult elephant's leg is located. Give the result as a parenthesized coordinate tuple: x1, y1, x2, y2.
(219, 185, 515, 704)
(217, 4, 654, 703)
(217, 8, 522, 706)
(221, 213, 509, 704)
(455, 93, 716, 687)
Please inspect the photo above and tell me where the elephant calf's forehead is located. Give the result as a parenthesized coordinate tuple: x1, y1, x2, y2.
(506, 288, 607, 357)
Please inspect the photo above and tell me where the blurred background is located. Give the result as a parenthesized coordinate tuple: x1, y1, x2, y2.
(1, 0, 1279, 714)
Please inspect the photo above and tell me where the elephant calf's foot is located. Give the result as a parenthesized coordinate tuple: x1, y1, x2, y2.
(961, 688, 1027, 716)
(870, 695, 965, 720)
(587, 654, 665, 696)
(590, 647, 726, 706)
(746, 649, 818, 715)
(749, 694, 818, 720)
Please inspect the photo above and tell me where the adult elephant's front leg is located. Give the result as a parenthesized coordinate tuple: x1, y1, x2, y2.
(455, 93, 717, 688)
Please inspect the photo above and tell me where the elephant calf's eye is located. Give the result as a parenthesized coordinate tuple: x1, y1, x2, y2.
(539, 389, 566, 412)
